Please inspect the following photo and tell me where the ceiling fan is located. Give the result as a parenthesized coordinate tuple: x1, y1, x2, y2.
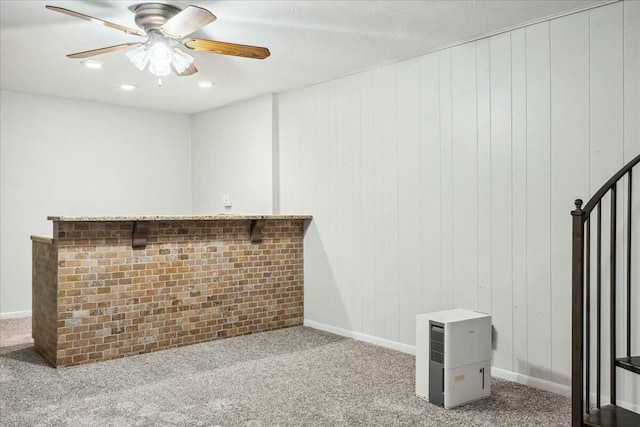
(46, 3, 270, 81)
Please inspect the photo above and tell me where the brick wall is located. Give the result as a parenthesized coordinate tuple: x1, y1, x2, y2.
(32, 239, 58, 366)
(36, 219, 304, 367)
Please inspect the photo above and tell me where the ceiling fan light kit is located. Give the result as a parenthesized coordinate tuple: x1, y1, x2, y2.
(46, 2, 270, 82)
(125, 31, 194, 77)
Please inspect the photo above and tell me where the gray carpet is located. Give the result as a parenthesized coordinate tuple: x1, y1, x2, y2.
(0, 318, 570, 426)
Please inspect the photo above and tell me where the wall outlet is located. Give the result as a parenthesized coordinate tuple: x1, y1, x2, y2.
(222, 194, 231, 207)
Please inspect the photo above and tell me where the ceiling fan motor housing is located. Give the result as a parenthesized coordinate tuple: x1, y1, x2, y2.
(131, 3, 182, 32)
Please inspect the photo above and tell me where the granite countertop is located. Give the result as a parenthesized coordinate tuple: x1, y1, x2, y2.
(47, 215, 312, 222)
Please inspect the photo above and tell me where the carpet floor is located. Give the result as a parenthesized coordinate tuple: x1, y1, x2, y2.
(0, 318, 570, 426)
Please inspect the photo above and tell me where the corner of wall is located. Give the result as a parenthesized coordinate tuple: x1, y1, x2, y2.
(187, 113, 194, 214)
(272, 93, 280, 215)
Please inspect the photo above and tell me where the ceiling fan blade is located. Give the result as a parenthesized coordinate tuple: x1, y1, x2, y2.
(184, 39, 270, 60)
(160, 5, 216, 38)
(173, 63, 198, 76)
(67, 43, 141, 59)
(46, 5, 144, 37)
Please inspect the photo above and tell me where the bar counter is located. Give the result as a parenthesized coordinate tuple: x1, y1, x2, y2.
(31, 215, 311, 367)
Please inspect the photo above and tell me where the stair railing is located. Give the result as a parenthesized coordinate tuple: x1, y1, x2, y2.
(571, 153, 640, 426)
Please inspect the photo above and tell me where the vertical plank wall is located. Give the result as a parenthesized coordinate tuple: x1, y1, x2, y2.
(623, 0, 640, 402)
(549, 8, 590, 388)
(277, 0, 639, 395)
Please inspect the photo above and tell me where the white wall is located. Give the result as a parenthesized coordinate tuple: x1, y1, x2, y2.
(191, 95, 273, 215)
(0, 91, 192, 315)
(1, 0, 637, 403)
(278, 0, 639, 402)
(622, 0, 640, 406)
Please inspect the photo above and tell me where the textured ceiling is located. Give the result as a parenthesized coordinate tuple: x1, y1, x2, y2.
(0, 1, 610, 114)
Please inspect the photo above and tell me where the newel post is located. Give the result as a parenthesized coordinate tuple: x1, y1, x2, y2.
(571, 199, 585, 427)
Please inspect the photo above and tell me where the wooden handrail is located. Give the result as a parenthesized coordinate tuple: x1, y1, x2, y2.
(582, 154, 640, 215)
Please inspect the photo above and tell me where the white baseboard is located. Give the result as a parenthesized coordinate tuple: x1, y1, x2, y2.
(491, 369, 640, 413)
(0, 310, 32, 320)
(303, 319, 416, 355)
(615, 399, 640, 414)
(585, 391, 640, 414)
(491, 367, 570, 396)
(303, 318, 640, 411)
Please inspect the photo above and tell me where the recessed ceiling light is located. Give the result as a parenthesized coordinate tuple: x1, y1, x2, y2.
(81, 60, 102, 69)
(198, 81, 214, 88)
(119, 84, 138, 91)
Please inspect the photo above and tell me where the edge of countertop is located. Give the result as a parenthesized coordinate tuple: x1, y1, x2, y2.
(47, 215, 313, 222)
(31, 235, 54, 243)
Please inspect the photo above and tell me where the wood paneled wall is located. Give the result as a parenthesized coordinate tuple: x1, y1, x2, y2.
(278, 0, 639, 398)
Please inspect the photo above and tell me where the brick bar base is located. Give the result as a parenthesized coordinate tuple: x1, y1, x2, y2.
(32, 219, 305, 367)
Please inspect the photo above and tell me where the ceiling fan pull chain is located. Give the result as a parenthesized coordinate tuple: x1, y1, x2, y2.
(158, 77, 162, 87)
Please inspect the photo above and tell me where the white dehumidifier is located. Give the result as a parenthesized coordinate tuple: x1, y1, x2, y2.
(416, 309, 492, 408)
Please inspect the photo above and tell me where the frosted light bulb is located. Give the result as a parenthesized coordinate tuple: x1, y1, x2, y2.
(126, 32, 195, 79)
(171, 48, 194, 73)
(126, 44, 150, 71)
